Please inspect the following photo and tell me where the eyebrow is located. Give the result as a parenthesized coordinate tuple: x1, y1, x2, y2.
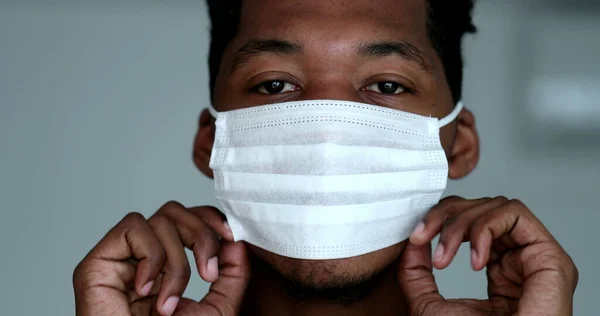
(232, 39, 303, 71)
(358, 41, 432, 72)
(230, 39, 432, 74)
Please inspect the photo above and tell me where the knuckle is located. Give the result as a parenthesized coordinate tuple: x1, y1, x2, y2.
(563, 253, 579, 288)
(201, 206, 227, 221)
(192, 230, 220, 255)
(470, 212, 497, 236)
(493, 195, 509, 203)
(555, 264, 573, 285)
(72, 260, 103, 291)
(123, 212, 146, 224)
(441, 218, 463, 236)
(442, 195, 464, 202)
(534, 250, 563, 267)
(421, 209, 441, 224)
(438, 196, 464, 209)
(146, 247, 167, 265)
(572, 262, 580, 289)
(148, 213, 172, 228)
(184, 214, 214, 237)
(167, 262, 192, 280)
(528, 246, 576, 280)
(191, 225, 220, 249)
(155, 200, 187, 219)
(468, 220, 484, 237)
(507, 198, 526, 210)
(161, 200, 185, 213)
(72, 260, 88, 287)
(199, 223, 220, 242)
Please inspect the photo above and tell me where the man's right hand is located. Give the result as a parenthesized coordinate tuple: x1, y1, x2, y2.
(73, 201, 251, 316)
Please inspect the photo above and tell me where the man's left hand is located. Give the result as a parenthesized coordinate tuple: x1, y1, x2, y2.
(397, 196, 578, 316)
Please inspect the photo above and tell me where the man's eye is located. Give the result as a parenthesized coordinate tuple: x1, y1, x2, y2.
(363, 82, 406, 95)
(253, 80, 299, 94)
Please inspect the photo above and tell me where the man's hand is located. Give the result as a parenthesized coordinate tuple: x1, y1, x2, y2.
(397, 196, 578, 316)
(73, 201, 251, 316)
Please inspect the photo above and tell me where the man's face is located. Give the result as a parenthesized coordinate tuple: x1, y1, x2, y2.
(205, 0, 463, 291)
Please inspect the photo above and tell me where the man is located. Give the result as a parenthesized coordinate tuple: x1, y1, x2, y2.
(73, 0, 578, 315)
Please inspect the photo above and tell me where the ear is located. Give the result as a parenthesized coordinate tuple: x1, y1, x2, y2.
(193, 108, 215, 178)
(448, 108, 480, 179)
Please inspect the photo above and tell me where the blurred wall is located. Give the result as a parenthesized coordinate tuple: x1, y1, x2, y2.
(0, 1, 598, 315)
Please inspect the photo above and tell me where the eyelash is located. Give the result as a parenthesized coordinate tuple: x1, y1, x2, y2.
(250, 80, 300, 95)
(251, 80, 412, 95)
(361, 82, 411, 95)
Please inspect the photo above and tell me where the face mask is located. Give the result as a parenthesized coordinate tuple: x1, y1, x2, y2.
(208, 100, 463, 260)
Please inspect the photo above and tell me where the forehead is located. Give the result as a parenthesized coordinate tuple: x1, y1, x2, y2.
(236, 0, 431, 49)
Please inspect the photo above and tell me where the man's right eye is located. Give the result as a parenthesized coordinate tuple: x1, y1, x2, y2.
(252, 80, 300, 94)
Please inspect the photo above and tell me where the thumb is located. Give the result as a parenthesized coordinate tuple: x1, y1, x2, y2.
(397, 242, 444, 315)
(200, 241, 251, 315)
(178, 241, 251, 316)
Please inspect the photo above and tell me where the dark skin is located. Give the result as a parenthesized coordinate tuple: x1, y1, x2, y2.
(73, 0, 578, 315)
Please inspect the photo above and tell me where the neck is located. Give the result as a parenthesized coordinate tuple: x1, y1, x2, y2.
(240, 257, 408, 316)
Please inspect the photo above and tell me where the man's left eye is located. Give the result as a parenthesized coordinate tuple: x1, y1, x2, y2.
(363, 82, 405, 95)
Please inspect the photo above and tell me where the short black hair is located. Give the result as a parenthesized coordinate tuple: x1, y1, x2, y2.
(206, 0, 476, 104)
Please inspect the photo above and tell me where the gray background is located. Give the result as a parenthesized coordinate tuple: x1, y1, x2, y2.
(1, 1, 598, 314)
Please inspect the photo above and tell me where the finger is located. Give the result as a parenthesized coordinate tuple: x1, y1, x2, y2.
(87, 212, 166, 297)
(410, 196, 492, 245)
(160, 203, 224, 283)
(187, 206, 233, 242)
(147, 212, 191, 316)
(515, 245, 577, 316)
(433, 196, 509, 270)
(485, 256, 523, 304)
(468, 199, 552, 271)
(185, 206, 234, 284)
(196, 241, 252, 316)
(397, 242, 444, 315)
(74, 260, 139, 316)
(489, 244, 576, 316)
(128, 273, 163, 305)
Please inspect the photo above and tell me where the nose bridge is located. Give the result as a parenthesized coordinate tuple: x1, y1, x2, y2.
(298, 81, 363, 103)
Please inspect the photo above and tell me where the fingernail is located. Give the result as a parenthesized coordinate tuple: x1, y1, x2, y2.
(223, 221, 231, 234)
(140, 280, 154, 296)
(162, 296, 179, 316)
(471, 248, 479, 269)
(433, 243, 445, 263)
(412, 222, 426, 236)
(207, 256, 219, 280)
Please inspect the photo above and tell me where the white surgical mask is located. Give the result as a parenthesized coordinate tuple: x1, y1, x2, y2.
(208, 100, 463, 260)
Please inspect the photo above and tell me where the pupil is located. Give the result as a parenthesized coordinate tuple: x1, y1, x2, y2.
(378, 82, 399, 94)
(265, 80, 285, 94)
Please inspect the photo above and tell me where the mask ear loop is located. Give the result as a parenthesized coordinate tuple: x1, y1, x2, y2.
(438, 101, 464, 128)
(207, 105, 219, 119)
